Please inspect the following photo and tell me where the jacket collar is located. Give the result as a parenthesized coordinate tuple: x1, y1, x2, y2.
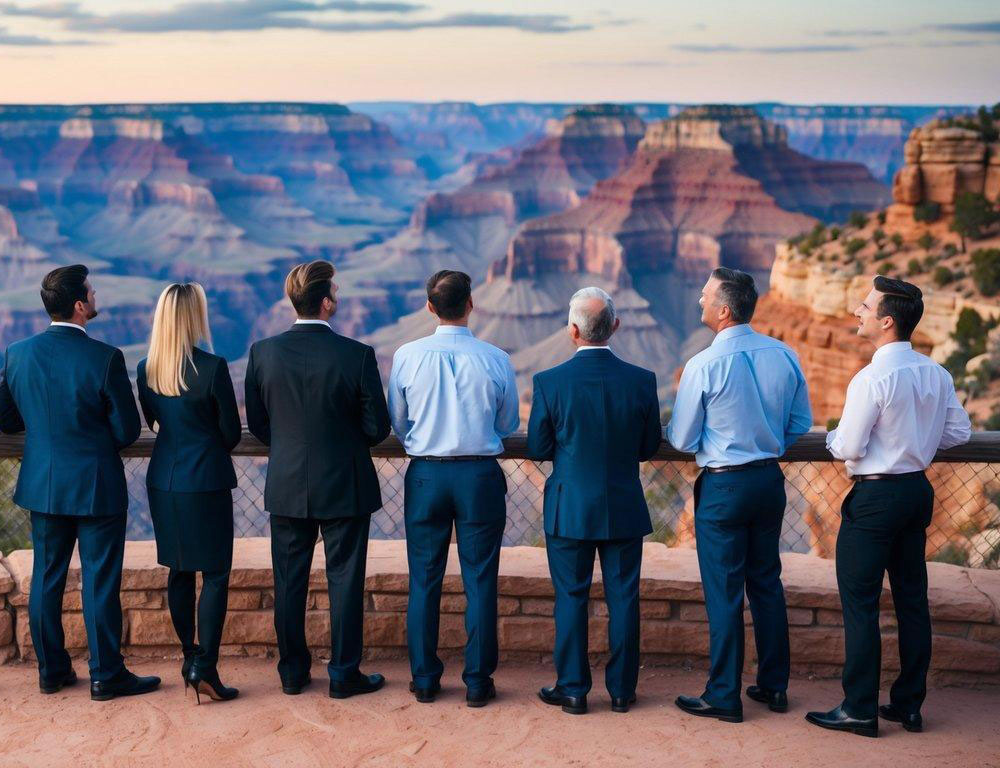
(46, 322, 87, 337)
(288, 322, 333, 334)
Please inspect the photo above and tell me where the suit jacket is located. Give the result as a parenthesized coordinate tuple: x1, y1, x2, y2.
(137, 347, 241, 493)
(527, 349, 661, 540)
(0, 325, 141, 517)
(244, 323, 391, 519)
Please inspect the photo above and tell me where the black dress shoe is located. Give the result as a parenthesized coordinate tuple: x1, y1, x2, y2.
(281, 675, 312, 695)
(466, 681, 497, 708)
(879, 703, 922, 732)
(675, 695, 743, 723)
(409, 680, 441, 703)
(39, 668, 77, 695)
(746, 685, 788, 713)
(329, 672, 385, 699)
(90, 669, 161, 701)
(611, 695, 637, 713)
(538, 685, 587, 715)
(805, 706, 878, 738)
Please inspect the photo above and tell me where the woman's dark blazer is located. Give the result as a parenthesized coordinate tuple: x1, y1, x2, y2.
(136, 347, 241, 492)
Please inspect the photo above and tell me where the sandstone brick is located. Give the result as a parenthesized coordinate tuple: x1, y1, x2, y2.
(364, 613, 406, 647)
(304, 611, 330, 647)
(0, 610, 12, 646)
(15, 608, 31, 650)
(930, 635, 1000, 673)
(371, 593, 408, 612)
(590, 601, 608, 617)
(498, 597, 520, 616)
(923, 563, 995, 623)
(521, 598, 554, 616)
(217, 610, 277, 645)
(678, 603, 707, 622)
(437, 613, 467, 649)
(879, 612, 897, 630)
(129, 610, 177, 646)
(816, 609, 843, 626)
(121, 591, 164, 610)
(788, 627, 845, 663)
(787, 608, 814, 626)
(639, 600, 672, 619)
(931, 621, 970, 638)
(966, 569, 1000, 624)
(968, 624, 1000, 645)
(260, 590, 274, 609)
(588, 618, 610, 653)
(225, 590, 261, 611)
(440, 594, 467, 613)
(640, 621, 709, 656)
(312, 591, 330, 610)
(498, 616, 553, 652)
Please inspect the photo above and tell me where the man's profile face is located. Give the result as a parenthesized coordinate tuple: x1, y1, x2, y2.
(699, 277, 720, 329)
(82, 280, 98, 320)
(854, 287, 886, 341)
(325, 278, 338, 317)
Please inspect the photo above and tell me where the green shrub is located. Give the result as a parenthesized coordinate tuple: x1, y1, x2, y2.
(849, 211, 868, 228)
(829, 226, 841, 240)
(984, 407, 1000, 431)
(923, 253, 939, 269)
(876, 261, 894, 275)
(971, 248, 1000, 296)
(952, 192, 1000, 251)
(877, 210, 887, 225)
(913, 201, 941, 223)
(844, 238, 866, 256)
(907, 258, 923, 276)
(917, 232, 936, 250)
(826, 417, 841, 431)
(873, 249, 891, 261)
(930, 543, 969, 566)
(890, 232, 904, 249)
(873, 227, 886, 244)
(942, 243, 958, 258)
(933, 265, 954, 286)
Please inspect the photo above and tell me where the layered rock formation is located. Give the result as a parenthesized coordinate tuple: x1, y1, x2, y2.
(888, 119, 1000, 237)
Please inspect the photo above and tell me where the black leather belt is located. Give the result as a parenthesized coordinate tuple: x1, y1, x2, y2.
(852, 470, 925, 482)
(705, 458, 778, 474)
(411, 455, 493, 462)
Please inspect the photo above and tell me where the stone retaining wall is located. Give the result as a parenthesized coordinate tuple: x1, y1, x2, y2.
(1, 540, 999, 687)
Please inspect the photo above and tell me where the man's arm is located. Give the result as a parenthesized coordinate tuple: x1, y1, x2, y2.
(826, 373, 879, 461)
(784, 356, 813, 447)
(639, 371, 662, 461)
(495, 356, 520, 438)
(104, 349, 141, 450)
(244, 345, 270, 446)
(386, 351, 409, 440)
(359, 345, 391, 447)
(526, 375, 555, 461)
(0, 355, 24, 434)
(666, 360, 705, 454)
(939, 380, 972, 450)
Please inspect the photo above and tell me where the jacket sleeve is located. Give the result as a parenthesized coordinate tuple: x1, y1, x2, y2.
(359, 345, 391, 447)
(212, 358, 243, 452)
(526, 375, 556, 461)
(639, 371, 662, 461)
(0, 354, 24, 434)
(135, 361, 157, 432)
(243, 344, 270, 446)
(104, 348, 141, 450)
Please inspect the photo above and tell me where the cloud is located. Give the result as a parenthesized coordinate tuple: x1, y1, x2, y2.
(0, 24, 92, 45)
(0, 1, 591, 34)
(818, 29, 889, 38)
(930, 20, 1000, 34)
(673, 43, 858, 54)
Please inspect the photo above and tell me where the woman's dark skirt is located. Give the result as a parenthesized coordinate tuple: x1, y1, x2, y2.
(148, 487, 234, 572)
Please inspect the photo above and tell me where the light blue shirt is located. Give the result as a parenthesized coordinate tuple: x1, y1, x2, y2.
(388, 325, 519, 457)
(667, 324, 812, 468)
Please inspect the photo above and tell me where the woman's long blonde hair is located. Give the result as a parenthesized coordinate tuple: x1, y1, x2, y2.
(146, 283, 212, 397)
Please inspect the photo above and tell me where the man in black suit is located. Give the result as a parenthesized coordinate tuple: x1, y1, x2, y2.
(245, 260, 391, 698)
(0, 265, 160, 700)
(527, 287, 662, 715)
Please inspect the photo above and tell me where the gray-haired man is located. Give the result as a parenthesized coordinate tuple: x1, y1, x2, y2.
(527, 287, 662, 714)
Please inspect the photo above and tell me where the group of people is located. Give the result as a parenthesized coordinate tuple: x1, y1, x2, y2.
(0, 258, 971, 738)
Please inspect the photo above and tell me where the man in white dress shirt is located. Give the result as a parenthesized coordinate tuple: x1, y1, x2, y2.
(806, 276, 971, 738)
(388, 270, 519, 707)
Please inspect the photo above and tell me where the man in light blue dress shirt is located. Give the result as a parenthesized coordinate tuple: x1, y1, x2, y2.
(388, 269, 519, 707)
(668, 267, 812, 723)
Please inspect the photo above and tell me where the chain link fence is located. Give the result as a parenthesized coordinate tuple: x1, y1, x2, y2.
(2, 438, 999, 568)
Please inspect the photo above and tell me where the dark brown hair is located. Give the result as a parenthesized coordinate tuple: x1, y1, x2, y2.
(426, 270, 472, 321)
(873, 275, 923, 341)
(711, 267, 758, 323)
(40, 264, 89, 320)
(285, 260, 334, 317)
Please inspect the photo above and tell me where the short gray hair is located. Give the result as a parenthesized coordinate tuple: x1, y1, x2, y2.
(568, 286, 616, 343)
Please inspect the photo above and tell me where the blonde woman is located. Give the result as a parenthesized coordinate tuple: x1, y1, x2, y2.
(137, 283, 241, 703)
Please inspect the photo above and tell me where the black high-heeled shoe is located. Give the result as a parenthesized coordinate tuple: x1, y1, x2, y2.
(187, 666, 239, 705)
(181, 653, 195, 694)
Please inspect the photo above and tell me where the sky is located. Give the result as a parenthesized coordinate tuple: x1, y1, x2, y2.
(0, 0, 997, 105)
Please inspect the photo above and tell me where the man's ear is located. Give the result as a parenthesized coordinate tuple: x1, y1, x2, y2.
(467, 297, 474, 314)
(612, 317, 621, 333)
(426, 300, 437, 317)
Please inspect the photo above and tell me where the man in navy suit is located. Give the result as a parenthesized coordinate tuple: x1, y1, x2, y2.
(527, 287, 661, 715)
(0, 265, 160, 700)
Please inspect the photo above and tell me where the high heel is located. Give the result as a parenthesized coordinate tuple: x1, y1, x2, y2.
(187, 666, 239, 705)
(181, 653, 195, 696)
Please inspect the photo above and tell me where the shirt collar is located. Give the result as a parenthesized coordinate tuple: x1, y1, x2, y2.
(293, 319, 331, 328)
(712, 324, 754, 345)
(434, 325, 472, 336)
(575, 345, 611, 353)
(50, 321, 87, 335)
(872, 340, 912, 362)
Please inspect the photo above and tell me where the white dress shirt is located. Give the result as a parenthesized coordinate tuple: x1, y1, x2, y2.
(292, 319, 331, 328)
(49, 321, 87, 334)
(827, 341, 972, 476)
(388, 325, 519, 456)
